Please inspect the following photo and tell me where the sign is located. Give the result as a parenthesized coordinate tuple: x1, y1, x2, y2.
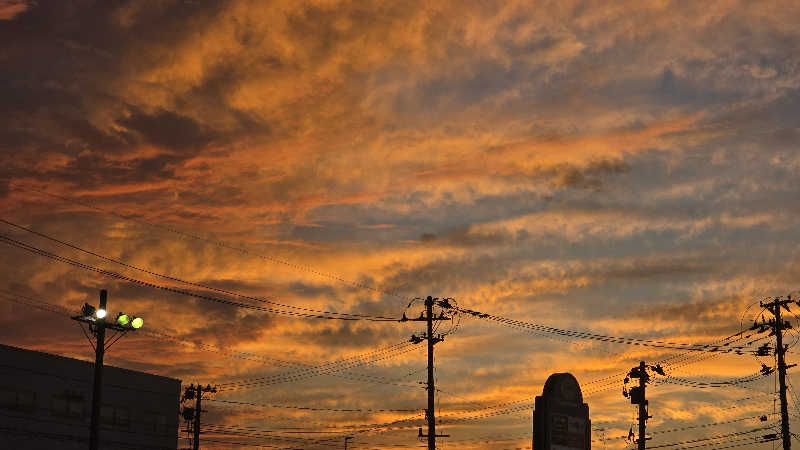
(533, 373, 590, 450)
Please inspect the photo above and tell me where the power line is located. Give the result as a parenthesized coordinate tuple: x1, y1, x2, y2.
(0, 221, 399, 322)
(655, 371, 771, 389)
(0, 288, 424, 391)
(218, 344, 421, 391)
(406, 332, 768, 422)
(178, 435, 304, 449)
(7, 184, 406, 301)
(648, 435, 779, 450)
(216, 341, 413, 387)
(580, 327, 769, 398)
(447, 303, 763, 354)
(648, 426, 775, 449)
(0, 234, 397, 322)
(208, 398, 421, 413)
(600, 413, 779, 441)
(647, 426, 778, 449)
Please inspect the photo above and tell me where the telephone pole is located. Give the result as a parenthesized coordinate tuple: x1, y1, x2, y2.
(403, 296, 451, 450)
(623, 361, 665, 449)
(760, 295, 796, 450)
(181, 383, 217, 450)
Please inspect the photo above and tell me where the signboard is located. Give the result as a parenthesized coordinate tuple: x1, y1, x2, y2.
(533, 373, 590, 450)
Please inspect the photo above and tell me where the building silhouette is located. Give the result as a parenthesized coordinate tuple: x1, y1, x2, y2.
(0, 343, 180, 450)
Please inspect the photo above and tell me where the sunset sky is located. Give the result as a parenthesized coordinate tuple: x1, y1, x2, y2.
(2, 1, 800, 449)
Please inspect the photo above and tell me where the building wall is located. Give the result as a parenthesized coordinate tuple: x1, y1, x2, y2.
(0, 343, 180, 450)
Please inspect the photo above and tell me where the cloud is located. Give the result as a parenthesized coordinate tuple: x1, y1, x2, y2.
(0, 0, 30, 20)
(3, 0, 800, 447)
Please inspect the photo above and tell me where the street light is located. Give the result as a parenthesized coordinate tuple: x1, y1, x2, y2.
(116, 313, 130, 326)
(71, 290, 144, 450)
(131, 316, 144, 329)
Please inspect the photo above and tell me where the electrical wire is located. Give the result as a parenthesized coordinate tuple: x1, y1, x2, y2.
(7, 184, 407, 302)
(207, 398, 421, 413)
(217, 344, 421, 391)
(648, 426, 774, 449)
(449, 304, 762, 354)
(0, 234, 397, 322)
(0, 289, 422, 393)
(216, 341, 412, 386)
(654, 371, 771, 389)
(0, 218, 398, 322)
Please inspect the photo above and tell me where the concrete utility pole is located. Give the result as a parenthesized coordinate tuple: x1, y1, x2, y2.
(89, 290, 108, 450)
(625, 361, 651, 450)
(635, 361, 648, 450)
(624, 361, 664, 449)
(72, 289, 143, 450)
(186, 383, 217, 450)
(404, 296, 451, 450)
(761, 295, 796, 450)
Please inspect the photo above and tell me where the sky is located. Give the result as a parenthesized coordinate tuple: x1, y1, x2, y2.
(1, 0, 800, 449)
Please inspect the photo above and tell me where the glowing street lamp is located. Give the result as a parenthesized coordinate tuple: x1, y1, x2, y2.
(115, 312, 143, 329)
(131, 316, 143, 329)
(116, 313, 130, 326)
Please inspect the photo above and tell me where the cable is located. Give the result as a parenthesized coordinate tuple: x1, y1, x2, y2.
(217, 342, 413, 386)
(217, 344, 421, 391)
(179, 435, 304, 449)
(0, 289, 422, 391)
(0, 234, 397, 322)
(450, 304, 761, 354)
(655, 371, 770, 389)
(0, 218, 398, 321)
(207, 398, 421, 413)
(648, 427, 773, 449)
(650, 435, 778, 450)
(7, 184, 406, 301)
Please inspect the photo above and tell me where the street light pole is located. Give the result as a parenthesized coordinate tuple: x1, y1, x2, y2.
(89, 290, 107, 450)
(71, 289, 144, 450)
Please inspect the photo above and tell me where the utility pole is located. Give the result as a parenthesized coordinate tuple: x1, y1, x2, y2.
(760, 295, 796, 450)
(182, 383, 217, 450)
(71, 289, 143, 450)
(193, 384, 202, 450)
(634, 361, 648, 450)
(89, 290, 107, 450)
(403, 296, 451, 450)
(623, 361, 665, 449)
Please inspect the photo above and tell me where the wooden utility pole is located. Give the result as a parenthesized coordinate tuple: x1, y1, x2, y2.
(761, 295, 796, 450)
(404, 296, 451, 450)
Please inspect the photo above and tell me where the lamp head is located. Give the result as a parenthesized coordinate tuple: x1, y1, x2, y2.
(81, 303, 96, 317)
(131, 317, 144, 329)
